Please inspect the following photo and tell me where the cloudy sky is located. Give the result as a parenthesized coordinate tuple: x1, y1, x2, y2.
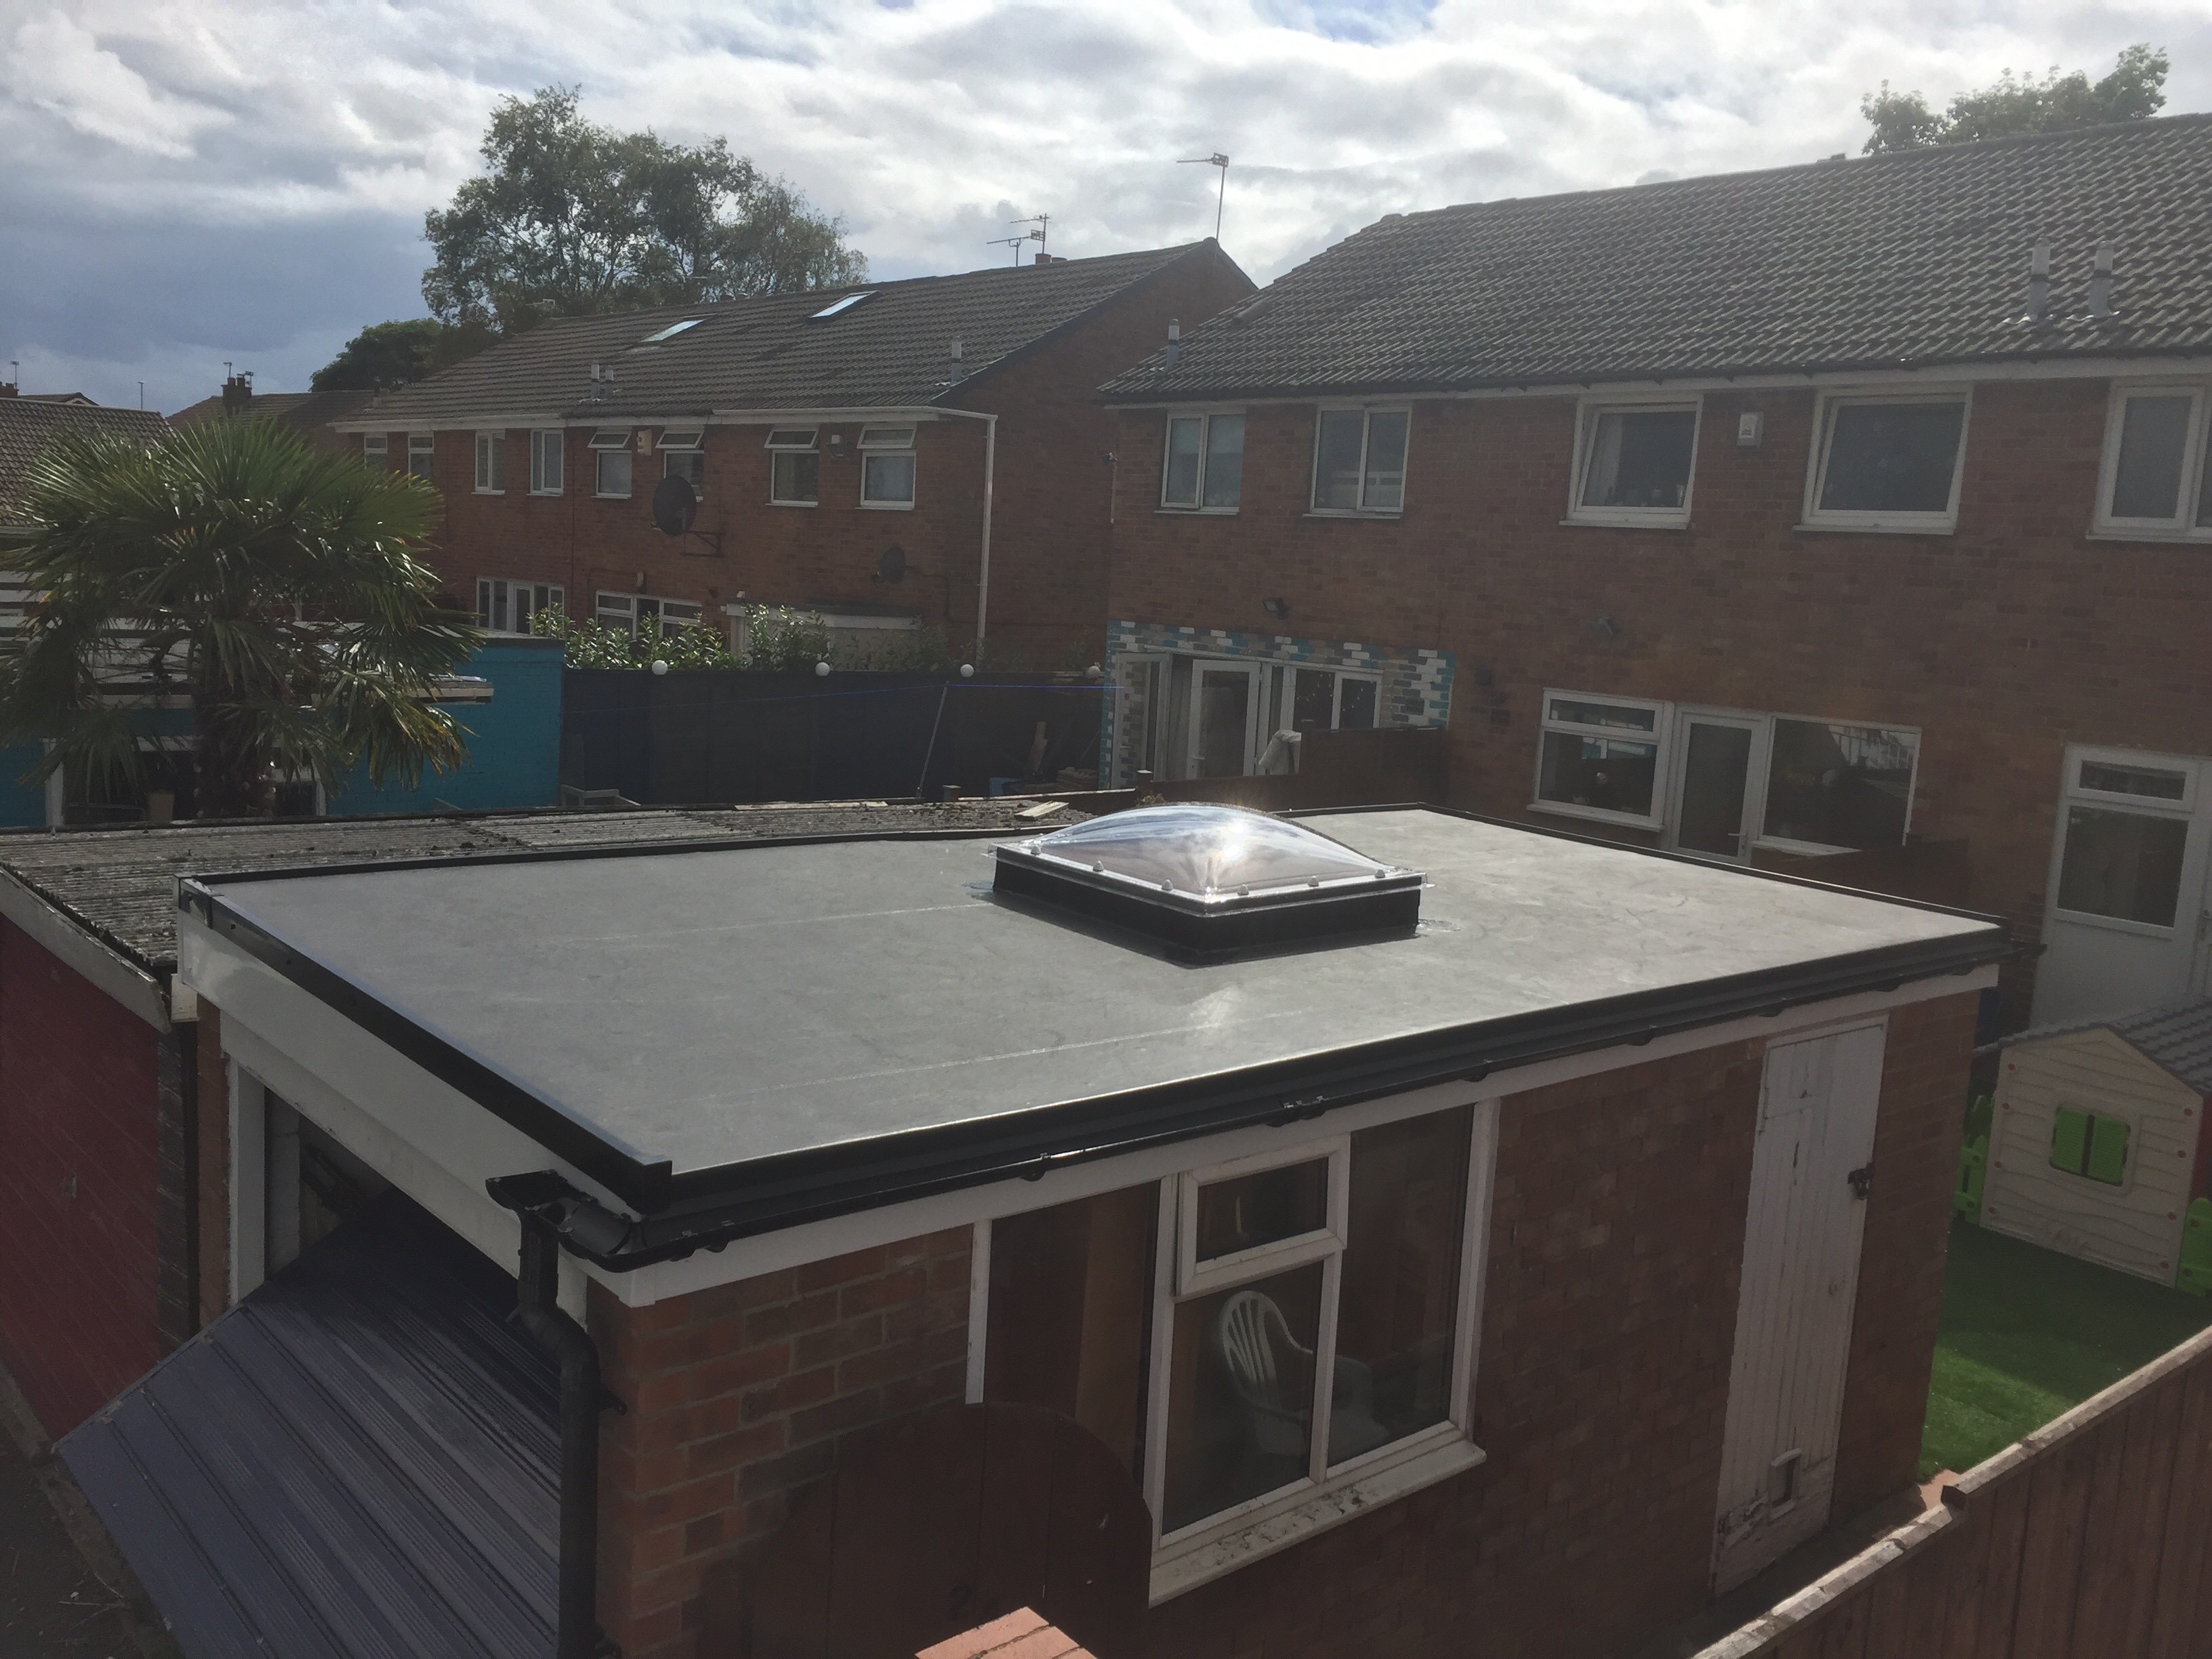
(3, 0, 2206, 413)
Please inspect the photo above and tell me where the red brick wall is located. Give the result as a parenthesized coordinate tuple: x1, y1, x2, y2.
(1832, 991, 1980, 1513)
(586, 996, 1973, 1659)
(196, 1002, 229, 1326)
(1107, 379, 2211, 1022)
(382, 246, 1252, 671)
(590, 1227, 972, 1658)
(0, 921, 163, 1435)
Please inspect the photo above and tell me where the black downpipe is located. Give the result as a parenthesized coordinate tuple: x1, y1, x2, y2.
(517, 1214, 604, 1659)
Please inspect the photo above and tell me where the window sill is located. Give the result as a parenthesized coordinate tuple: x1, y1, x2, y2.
(595, 493, 632, 501)
(1156, 506, 1240, 516)
(860, 500, 916, 512)
(1526, 798, 1663, 833)
(529, 489, 562, 498)
(1560, 512, 1689, 531)
(769, 499, 819, 509)
(1302, 510, 1403, 522)
(2084, 526, 2212, 545)
(1149, 1436, 1484, 1604)
(474, 489, 505, 496)
(1793, 517, 1956, 536)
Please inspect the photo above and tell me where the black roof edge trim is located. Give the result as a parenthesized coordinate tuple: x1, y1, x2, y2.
(495, 926, 2012, 1271)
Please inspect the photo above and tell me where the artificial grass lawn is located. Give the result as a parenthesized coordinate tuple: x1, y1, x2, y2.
(1919, 1218, 2212, 1479)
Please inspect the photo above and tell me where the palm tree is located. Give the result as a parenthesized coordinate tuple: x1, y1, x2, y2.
(0, 418, 480, 819)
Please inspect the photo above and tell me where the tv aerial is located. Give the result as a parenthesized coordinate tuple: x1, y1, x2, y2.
(651, 474, 722, 557)
(990, 212, 1051, 265)
(1178, 153, 1229, 241)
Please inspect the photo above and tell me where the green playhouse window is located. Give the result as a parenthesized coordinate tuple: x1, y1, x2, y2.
(2050, 1107, 2131, 1186)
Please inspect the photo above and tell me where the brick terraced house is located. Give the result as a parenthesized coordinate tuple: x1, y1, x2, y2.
(53, 802, 2007, 1659)
(340, 245, 1251, 668)
(1099, 114, 2212, 1033)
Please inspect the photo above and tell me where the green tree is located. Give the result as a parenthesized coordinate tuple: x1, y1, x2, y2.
(0, 419, 480, 818)
(423, 87, 865, 335)
(1862, 45, 2169, 155)
(310, 318, 495, 392)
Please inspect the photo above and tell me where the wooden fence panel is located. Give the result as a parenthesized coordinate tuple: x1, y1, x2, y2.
(1687, 1325, 2212, 1659)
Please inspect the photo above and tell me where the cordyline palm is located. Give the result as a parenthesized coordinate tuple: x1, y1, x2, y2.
(0, 419, 480, 819)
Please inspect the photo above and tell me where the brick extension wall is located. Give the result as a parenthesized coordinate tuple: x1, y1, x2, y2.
(590, 1227, 973, 1658)
(1107, 378, 2212, 1025)
(0, 920, 163, 1435)
(585, 994, 1975, 1659)
(384, 249, 1252, 672)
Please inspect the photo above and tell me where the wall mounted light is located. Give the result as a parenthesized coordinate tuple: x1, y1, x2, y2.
(1261, 596, 1291, 619)
(1736, 411, 1764, 449)
(1589, 614, 1620, 640)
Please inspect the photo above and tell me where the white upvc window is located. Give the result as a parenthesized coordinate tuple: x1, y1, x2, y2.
(590, 429, 634, 498)
(1160, 411, 1246, 511)
(407, 433, 434, 479)
(363, 434, 388, 469)
(2050, 745, 2198, 934)
(976, 1093, 1494, 1598)
(476, 579, 563, 635)
(1568, 397, 1700, 526)
(766, 428, 819, 506)
(474, 431, 506, 493)
(2093, 383, 2212, 539)
(1311, 406, 1410, 515)
(1801, 389, 1969, 533)
(1281, 666, 1380, 733)
(595, 591, 702, 638)
(529, 430, 565, 495)
(659, 428, 705, 495)
(1533, 691, 1671, 829)
(859, 424, 916, 508)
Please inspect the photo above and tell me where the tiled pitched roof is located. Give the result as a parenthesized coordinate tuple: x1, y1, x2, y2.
(1106, 115, 2212, 401)
(170, 388, 375, 430)
(0, 398, 167, 527)
(350, 245, 1233, 427)
(2013, 1000, 2212, 1096)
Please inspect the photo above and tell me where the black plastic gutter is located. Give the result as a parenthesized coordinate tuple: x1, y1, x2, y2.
(182, 811, 2016, 1266)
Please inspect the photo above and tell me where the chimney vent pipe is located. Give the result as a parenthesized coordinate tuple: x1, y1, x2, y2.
(2026, 244, 2051, 325)
(2089, 243, 2114, 319)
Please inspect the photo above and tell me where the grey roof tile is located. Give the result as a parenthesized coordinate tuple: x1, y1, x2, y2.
(0, 399, 167, 526)
(1105, 115, 2212, 401)
(2013, 999, 2212, 1097)
(352, 245, 1226, 426)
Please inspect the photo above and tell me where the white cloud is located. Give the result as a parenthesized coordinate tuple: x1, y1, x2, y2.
(1, 0, 2207, 409)
(4, 9, 231, 156)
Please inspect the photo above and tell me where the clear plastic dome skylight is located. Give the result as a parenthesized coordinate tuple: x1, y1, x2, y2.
(992, 805, 1422, 957)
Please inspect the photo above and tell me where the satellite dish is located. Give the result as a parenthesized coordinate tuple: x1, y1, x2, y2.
(874, 544, 907, 585)
(651, 475, 697, 536)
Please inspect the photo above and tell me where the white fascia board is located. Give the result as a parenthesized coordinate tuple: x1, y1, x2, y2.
(177, 914, 639, 1309)
(0, 869, 169, 1030)
(615, 964, 1996, 1307)
(708, 405, 951, 425)
(1107, 352, 2212, 411)
(331, 412, 565, 434)
(336, 405, 955, 434)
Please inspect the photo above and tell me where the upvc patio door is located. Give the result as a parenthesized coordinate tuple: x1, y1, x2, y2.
(1185, 661, 1264, 779)
(1665, 710, 1765, 859)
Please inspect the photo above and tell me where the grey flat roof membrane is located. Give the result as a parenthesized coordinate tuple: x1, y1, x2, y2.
(60, 1194, 557, 1659)
(185, 810, 2008, 1253)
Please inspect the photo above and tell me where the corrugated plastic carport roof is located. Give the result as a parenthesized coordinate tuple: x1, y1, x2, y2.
(180, 809, 2011, 1248)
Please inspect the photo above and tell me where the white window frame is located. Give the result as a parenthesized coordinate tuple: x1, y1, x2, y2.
(529, 430, 564, 495)
(589, 428, 634, 499)
(407, 432, 434, 479)
(477, 578, 563, 636)
(363, 434, 388, 468)
(1281, 665, 1384, 733)
(2091, 382, 2212, 540)
(595, 591, 703, 638)
(1530, 689, 1673, 831)
(660, 430, 705, 497)
(1752, 712, 1923, 857)
(1173, 1138, 1349, 1298)
(766, 428, 820, 507)
(859, 424, 916, 510)
(474, 430, 506, 494)
(1309, 404, 1411, 517)
(2047, 743, 2203, 941)
(1565, 395, 1701, 528)
(1158, 409, 1246, 513)
(1800, 387, 1971, 535)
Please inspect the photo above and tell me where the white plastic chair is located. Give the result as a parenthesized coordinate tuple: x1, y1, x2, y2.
(1215, 1290, 1392, 1467)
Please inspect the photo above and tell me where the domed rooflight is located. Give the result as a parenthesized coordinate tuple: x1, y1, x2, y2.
(993, 804, 1422, 958)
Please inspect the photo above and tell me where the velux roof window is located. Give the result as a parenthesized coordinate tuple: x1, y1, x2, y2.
(639, 319, 701, 344)
(992, 804, 1422, 957)
(809, 291, 876, 320)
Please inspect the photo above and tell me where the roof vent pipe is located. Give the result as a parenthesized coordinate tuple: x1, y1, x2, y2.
(2089, 243, 2115, 319)
(2026, 244, 2051, 325)
(950, 336, 962, 364)
(1164, 319, 1181, 368)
